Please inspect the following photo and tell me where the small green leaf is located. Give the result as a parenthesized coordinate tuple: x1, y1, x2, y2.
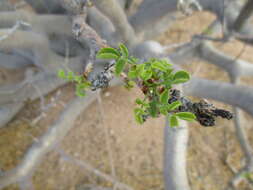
(134, 108, 144, 124)
(97, 47, 120, 56)
(115, 58, 126, 76)
(160, 89, 169, 104)
(140, 69, 152, 81)
(128, 70, 138, 79)
(151, 61, 171, 72)
(134, 108, 144, 114)
(124, 80, 135, 90)
(119, 43, 129, 57)
(149, 100, 158, 117)
(169, 115, 179, 127)
(96, 53, 119, 60)
(67, 71, 74, 80)
(135, 98, 143, 105)
(75, 87, 86, 97)
(167, 101, 182, 111)
(77, 82, 90, 89)
(173, 71, 190, 84)
(160, 59, 172, 67)
(135, 114, 144, 124)
(242, 172, 253, 180)
(136, 64, 145, 75)
(151, 61, 167, 72)
(175, 112, 196, 121)
(74, 75, 83, 83)
(128, 56, 138, 64)
(58, 69, 66, 79)
(159, 105, 168, 115)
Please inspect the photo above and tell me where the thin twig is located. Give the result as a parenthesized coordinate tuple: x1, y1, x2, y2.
(56, 149, 133, 190)
(0, 20, 30, 41)
(96, 91, 117, 189)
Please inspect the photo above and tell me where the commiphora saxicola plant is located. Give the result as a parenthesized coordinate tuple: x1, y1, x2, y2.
(58, 44, 233, 127)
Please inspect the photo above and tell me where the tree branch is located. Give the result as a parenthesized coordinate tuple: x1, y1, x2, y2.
(0, 76, 121, 187)
(57, 149, 133, 190)
(184, 77, 253, 116)
(93, 0, 136, 46)
(130, 0, 178, 38)
(0, 54, 83, 105)
(24, 0, 65, 14)
(164, 115, 190, 190)
(87, 7, 116, 45)
(198, 42, 253, 78)
(0, 93, 97, 188)
(233, 0, 253, 33)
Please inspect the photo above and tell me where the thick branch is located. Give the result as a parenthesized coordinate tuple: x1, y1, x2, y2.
(164, 117, 190, 190)
(24, 0, 65, 14)
(226, 77, 253, 189)
(233, 0, 253, 33)
(0, 12, 72, 36)
(0, 55, 83, 105)
(198, 42, 253, 78)
(164, 83, 190, 190)
(93, 0, 136, 46)
(0, 52, 33, 69)
(184, 78, 253, 116)
(130, 0, 178, 38)
(0, 76, 121, 187)
(0, 29, 49, 50)
(0, 93, 97, 188)
(87, 7, 116, 45)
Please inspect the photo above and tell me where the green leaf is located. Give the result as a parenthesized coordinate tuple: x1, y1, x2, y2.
(242, 172, 253, 180)
(134, 108, 144, 114)
(119, 43, 129, 57)
(159, 105, 168, 115)
(135, 114, 144, 124)
(74, 75, 83, 83)
(115, 58, 126, 76)
(160, 89, 169, 104)
(124, 80, 135, 90)
(140, 69, 152, 81)
(149, 100, 158, 117)
(175, 112, 196, 121)
(134, 108, 144, 124)
(96, 53, 119, 60)
(167, 100, 182, 111)
(136, 64, 145, 75)
(67, 71, 74, 80)
(173, 71, 190, 84)
(151, 61, 167, 72)
(128, 56, 138, 64)
(75, 86, 86, 97)
(58, 69, 66, 79)
(135, 98, 143, 105)
(128, 70, 138, 79)
(169, 115, 179, 127)
(77, 82, 90, 89)
(160, 59, 172, 67)
(97, 47, 120, 56)
(151, 60, 171, 72)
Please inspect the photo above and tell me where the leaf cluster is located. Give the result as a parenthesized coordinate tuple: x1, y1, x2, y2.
(58, 69, 91, 97)
(58, 44, 196, 127)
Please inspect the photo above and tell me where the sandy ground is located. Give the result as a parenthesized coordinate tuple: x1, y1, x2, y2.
(1, 3, 253, 190)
